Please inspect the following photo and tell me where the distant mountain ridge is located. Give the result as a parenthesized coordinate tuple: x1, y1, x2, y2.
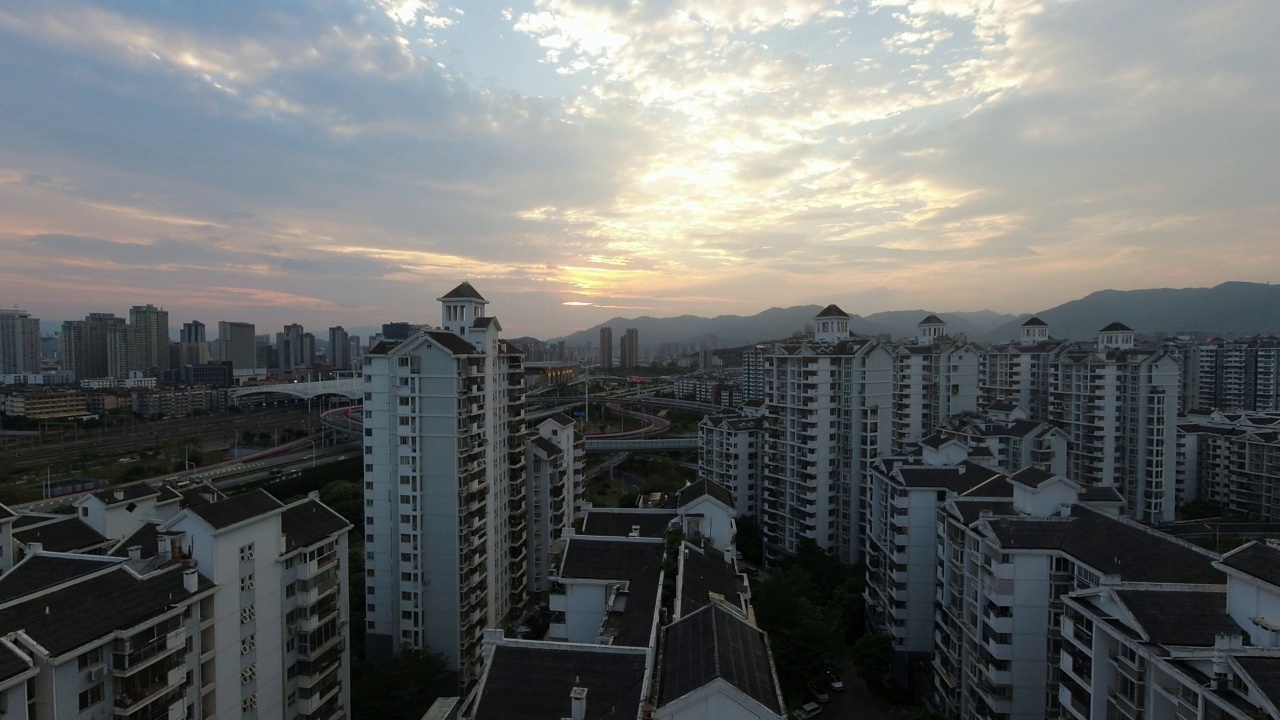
(549, 282, 1280, 349)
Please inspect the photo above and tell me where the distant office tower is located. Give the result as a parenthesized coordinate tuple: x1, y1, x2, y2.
(0, 307, 40, 374)
(61, 312, 126, 380)
(128, 304, 171, 373)
(277, 324, 313, 372)
(760, 305, 894, 564)
(599, 326, 613, 369)
(328, 326, 350, 370)
(363, 282, 529, 684)
(381, 322, 414, 341)
(1048, 323, 1179, 522)
(216, 321, 257, 371)
(620, 327, 640, 368)
(1194, 337, 1280, 412)
(179, 320, 210, 366)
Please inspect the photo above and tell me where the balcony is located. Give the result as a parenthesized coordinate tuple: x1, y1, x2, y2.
(297, 571, 341, 608)
(298, 669, 342, 715)
(112, 669, 185, 719)
(300, 599, 341, 633)
(113, 628, 185, 675)
(297, 548, 340, 580)
(296, 645, 344, 689)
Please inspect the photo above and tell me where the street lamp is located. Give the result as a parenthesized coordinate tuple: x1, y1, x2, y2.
(308, 439, 316, 468)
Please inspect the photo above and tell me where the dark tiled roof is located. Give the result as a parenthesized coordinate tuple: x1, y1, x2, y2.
(582, 511, 675, 539)
(559, 539, 663, 647)
(677, 478, 734, 510)
(0, 566, 210, 656)
(951, 500, 1017, 525)
(439, 281, 487, 301)
(1079, 485, 1125, 503)
(1009, 467, 1058, 489)
(13, 518, 108, 553)
(658, 603, 781, 714)
(814, 304, 849, 318)
(12, 514, 57, 529)
(991, 507, 1223, 584)
(0, 554, 122, 603)
(1021, 317, 1048, 327)
(962, 475, 1014, 498)
(471, 316, 498, 329)
(1220, 542, 1280, 588)
(1114, 590, 1241, 646)
(680, 545, 742, 617)
(281, 499, 350, 552)
(1099, 321, 1133, 332)
(187, 489, 283, 531)
(89, 484, 160, 506)
(156, 486, 183, 503)
(367, 340, 401, 355)
(0, 504, 15, 521)
(918, 314, 944, 325)
(985, 400, 1019, 413)
(0, 642, 31, 684)
(422, 330, 478, 355)
(110, 522, 161, 559)
(547, 413, 575, 426)
(896, 464, 998, 494)
(1235, 657, 1280, 713)
(531, 437, 562, 456)
(473, 644, 646, 720)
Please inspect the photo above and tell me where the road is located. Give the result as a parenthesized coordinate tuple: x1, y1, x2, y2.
(17, 442, 359, 513)
(805, 668, 913, 720)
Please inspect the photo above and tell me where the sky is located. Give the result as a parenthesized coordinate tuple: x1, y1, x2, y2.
(1, 1, 1277, 340)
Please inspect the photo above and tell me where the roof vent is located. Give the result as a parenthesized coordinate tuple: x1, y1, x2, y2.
(570, 685, 588, 720)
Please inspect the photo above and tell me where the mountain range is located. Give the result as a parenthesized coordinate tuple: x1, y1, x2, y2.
(547, 281, 1280, 349)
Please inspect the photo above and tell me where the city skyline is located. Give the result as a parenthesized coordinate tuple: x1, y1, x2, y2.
(0, 2, 1277, 339)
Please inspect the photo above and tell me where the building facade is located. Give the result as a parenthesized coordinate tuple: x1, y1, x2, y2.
(0, 307, 40, 375)
(362, 282, 529, 685)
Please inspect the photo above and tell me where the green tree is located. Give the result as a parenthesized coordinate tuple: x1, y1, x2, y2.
(351, 647, 453, 720)
(850, 633, 894, 690)
(319, 480, 364, 533)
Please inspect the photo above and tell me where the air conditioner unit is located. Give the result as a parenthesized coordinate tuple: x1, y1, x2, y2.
(88, 666, 106, 681)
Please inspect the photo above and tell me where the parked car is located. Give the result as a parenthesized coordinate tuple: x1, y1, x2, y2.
(741, 566, 759, 577)
(827, 673, 845, 692)
(807, 680, 830, 704)
(795, 701, 824, 719)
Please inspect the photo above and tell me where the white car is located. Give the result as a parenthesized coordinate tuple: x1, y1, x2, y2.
(796, 702, 823, 719)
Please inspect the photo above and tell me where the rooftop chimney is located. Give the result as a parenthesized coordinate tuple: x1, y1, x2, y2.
(27, 542, 42, 555)
(127, 546, 142, 561)
(182, 568, 198, 593)
(570, 686, 587, 720)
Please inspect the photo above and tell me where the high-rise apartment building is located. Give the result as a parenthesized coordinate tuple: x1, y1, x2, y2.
(128, 304, 171, 374)
(525, 415, 583, 595)
(0, 307, 40, 374)
(742, 346, 765, 403)
(760, 305, 893, 564)
(620, 328, 639, 368)
(215, 321, 257, 372)
(61, 312, 127, 380)
(978, 317, 1063, 418)
(889, 316, 980, 451)
(698, 405, 765, 517)
(328, 326, 350, 371)
(599, 326, 613, 369)
(1048, 323, 1179, 522)
(1193, 337, 1280, 412)
(362, 282, 529, 685)
(180, 320, 210, 366)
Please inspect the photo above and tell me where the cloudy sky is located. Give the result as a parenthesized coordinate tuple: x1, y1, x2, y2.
(1, 1, 1277, 339)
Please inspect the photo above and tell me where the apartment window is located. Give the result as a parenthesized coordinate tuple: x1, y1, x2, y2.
(78, 683, 103, 711)
(365, 499, 374, 508)
(366, 446, 373, 455)
(241, 635, 256, 654)
(285, 584, 296, 598)
(365, 463, 374, 473)
(365, 428, 373, 436)
(241, 664, 257, 684)
(239, 544, 255, 562)
(366, 516, 374, 526)
(241, 693, 259, 712)
(240, 574, 255, 591)
(285, 557, 294, 569)
(366, 569, 375, 578)
(287, 692, 297, 708)
(367, 603, 376, 612)
(240, 605, 257, 624)
(77, 647, 103, 670)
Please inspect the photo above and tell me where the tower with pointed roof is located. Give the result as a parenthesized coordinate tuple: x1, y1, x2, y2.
(813, 304, 851, 343)
(1097, 321, 1135, 350)
(1019, 316, 1049, 346)
(917, 314, 946, 345)
(438, 281, 489, 338)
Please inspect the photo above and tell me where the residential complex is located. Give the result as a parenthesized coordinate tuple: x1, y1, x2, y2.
(361, 282, 529, 684)
(0, 484, 351, 720)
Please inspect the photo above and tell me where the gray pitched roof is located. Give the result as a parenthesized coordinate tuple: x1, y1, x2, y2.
(814, 304, 849, 318)
(473, 644, 646, 720)
(0, 554, 121, 603)
(13, 518, 108, 553)
(0, 642, 31, 684)
(0, 565, 211, 657)
(1114, 589, 1241, 646)
(1099, 321, 1133, 332)
(1220, 542, 1280, 588)
(677, 478, 734, 510)
(1008, 466, 1059, 489)
(679, 545, 742, 617)
(439, 281, 487, 301)
(89, 484, 160, 506)
(658, 603, 782, 714)
(918, 314, 945, 325)
(1235, 657, 1280, 713)
(422, 330, 478, 355)
(110, 522, 161, 559)
(582, 511, 675, 539)
(559, 538, 663, 647)
(281, 499, 350, 552)
(187, 489, 283, 531)
(1021, 317, 1048, 327)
